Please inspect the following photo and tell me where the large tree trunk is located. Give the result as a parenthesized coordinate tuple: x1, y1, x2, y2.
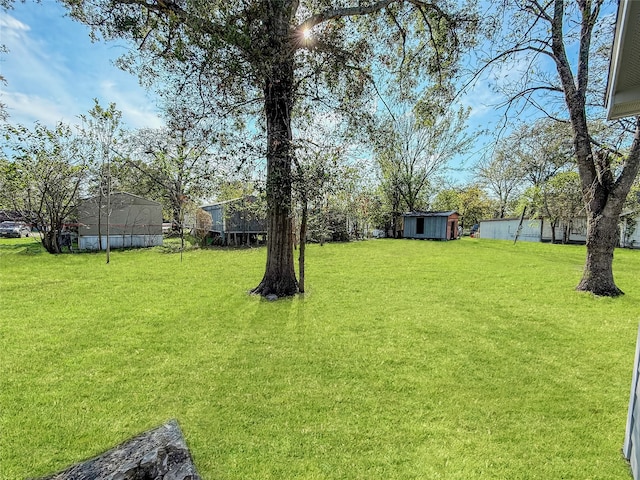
(251, 59, 298, 297)
(577, 208, 623, 296)
(573, 151, 632, 296)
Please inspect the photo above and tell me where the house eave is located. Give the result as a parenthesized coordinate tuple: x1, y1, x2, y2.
(605, 0, 640, 120)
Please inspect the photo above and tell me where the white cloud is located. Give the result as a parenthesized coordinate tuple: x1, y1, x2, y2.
(460, 84, 500, 121)
(4, 91, 77, 126)
(0, 14, 30, 33)
(1, 3, 162, 130)
(458, 73, 505, 129)
(98, 80, 163, 129)
(118, 102, 164, 130)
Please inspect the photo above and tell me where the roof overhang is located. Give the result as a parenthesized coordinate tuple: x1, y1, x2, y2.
(605, 0, 640, 120)
(403, 210, 459, 217)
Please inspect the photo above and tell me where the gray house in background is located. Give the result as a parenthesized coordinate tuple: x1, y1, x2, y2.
(402, 211, 460, 240)
(77, 192, 163, 250)
(200, 196, 267, 246)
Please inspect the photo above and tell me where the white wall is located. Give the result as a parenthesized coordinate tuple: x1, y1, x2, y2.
(621, 215, 640, 248)
(79, 234, 163, 251)
(541, 218, 587, 243)
(623, 325, 640, 480)
(479, 218, 542, 242)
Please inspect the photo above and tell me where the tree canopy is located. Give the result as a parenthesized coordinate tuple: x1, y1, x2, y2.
(2, 122, 90, 253)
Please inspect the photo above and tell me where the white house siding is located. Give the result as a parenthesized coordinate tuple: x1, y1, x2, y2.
(479, 218, 542, 242)
(541, 218, 587, 244)
(79, 234, 163, 250)
(621, 214, 640, 248)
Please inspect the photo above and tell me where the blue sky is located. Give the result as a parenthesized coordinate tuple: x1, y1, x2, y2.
(0, 3, 498, 122)
(1, 1, 162, 129)
(1, 1, 598, 182)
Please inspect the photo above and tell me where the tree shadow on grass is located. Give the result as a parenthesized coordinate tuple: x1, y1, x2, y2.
(0, 239, 44, 255)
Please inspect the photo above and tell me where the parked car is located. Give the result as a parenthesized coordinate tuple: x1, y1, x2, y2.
(0, 221, 31, 238)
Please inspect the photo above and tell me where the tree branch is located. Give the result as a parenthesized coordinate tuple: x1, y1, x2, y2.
(387, 8, 408, 70)
(457, 43, 555, 101)
(525, 0, 553, 23)
(297, 0, 397, 32)
(116, 0, 244, 50)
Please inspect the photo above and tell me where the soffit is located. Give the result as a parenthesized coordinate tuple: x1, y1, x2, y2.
(606, 0, 640, 120)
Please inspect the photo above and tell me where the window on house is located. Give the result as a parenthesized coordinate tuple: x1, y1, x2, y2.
(416, 217, 425, 235)
(571, 219, 587, 235)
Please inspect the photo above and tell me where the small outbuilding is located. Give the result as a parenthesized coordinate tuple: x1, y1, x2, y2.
(200, 196, 267, 246)
(402, 211, 460, 240)
(77, 192, 163, 250)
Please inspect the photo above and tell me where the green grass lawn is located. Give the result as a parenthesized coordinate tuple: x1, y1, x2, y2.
(1, 237, 639, 479)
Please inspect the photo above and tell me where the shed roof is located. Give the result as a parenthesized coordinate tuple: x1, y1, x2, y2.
(479, 217, 530, 223)
(80, 191, 162, 206)
(403, 210, 458, 217)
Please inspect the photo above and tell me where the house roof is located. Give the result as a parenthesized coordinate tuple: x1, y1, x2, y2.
(605, 0, 640, 120)
(403, 210, 458, 217)
(201, 195, 257, 208)
(479, 217, 532, 223)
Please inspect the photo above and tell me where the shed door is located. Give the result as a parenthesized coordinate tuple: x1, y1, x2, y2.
(416, 217, 425, 235)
